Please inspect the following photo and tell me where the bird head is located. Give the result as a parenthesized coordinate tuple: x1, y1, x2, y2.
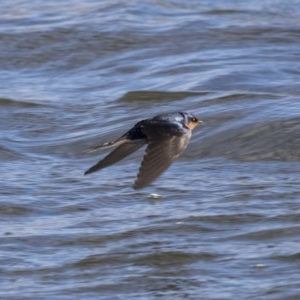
(181, 112, 202, 130)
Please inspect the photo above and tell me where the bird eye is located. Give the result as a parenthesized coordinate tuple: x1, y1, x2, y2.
(191, 117, 197, 122)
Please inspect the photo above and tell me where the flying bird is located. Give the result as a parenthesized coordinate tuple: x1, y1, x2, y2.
(84, 112, 201, 189)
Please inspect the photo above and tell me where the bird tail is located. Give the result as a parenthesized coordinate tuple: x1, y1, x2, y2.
(81, 135, 129, 154)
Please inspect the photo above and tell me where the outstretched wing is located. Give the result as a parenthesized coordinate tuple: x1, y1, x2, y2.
(83, 121, 147, 174)
(133, 132, 191, 189)
(85, 141, 145, 175)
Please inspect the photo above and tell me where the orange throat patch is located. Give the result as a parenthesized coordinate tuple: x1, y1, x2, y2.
(186, 121, 199, 130)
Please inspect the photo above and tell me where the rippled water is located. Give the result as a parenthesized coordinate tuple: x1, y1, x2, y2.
(1, 0, 300, 299)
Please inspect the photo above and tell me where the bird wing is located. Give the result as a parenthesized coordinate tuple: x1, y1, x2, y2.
(84, 141, 145, 175)
(133, 132, 191, 189)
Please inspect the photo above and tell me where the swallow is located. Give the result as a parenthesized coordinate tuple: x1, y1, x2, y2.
(84, 112, 201, 189)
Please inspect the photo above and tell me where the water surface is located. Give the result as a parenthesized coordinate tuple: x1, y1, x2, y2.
(1, 0, 300, 299)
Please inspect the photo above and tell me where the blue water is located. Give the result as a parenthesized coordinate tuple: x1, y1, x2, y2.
(1, 1, 300, 299)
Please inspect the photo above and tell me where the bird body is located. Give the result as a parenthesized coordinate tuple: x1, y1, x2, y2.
(84, 112, 201, 189)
